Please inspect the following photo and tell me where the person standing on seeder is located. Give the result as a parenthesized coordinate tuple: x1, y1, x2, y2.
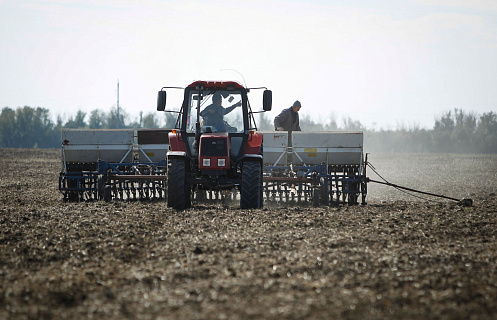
(274, 100, 302, 131)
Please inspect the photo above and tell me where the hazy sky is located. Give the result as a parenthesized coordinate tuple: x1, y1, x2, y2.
(1, 0, 496, 129)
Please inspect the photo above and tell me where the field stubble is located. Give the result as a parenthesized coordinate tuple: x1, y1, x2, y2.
(1, 149, 496, 319)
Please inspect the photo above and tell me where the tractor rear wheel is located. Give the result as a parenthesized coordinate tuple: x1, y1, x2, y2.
(241, 160, 263, 209)
(167, 157, 191, 210)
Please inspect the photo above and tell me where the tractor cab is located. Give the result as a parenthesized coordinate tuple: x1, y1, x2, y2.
(157, 80, 272, 209)
(194, 90, 244, 134)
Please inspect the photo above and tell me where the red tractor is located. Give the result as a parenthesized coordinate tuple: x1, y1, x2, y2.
(157, 81, 272, 210)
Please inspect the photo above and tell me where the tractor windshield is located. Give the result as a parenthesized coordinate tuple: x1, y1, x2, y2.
(186, 90, 244, 133)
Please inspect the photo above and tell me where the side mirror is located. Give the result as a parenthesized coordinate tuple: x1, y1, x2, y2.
(263, 90, 272, 111)
(157, 91, 166, 111)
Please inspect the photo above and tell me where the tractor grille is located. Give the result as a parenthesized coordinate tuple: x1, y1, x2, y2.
(201, 138, 228, 157)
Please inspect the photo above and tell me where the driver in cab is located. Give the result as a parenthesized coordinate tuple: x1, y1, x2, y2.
(200, 93, 241, 132)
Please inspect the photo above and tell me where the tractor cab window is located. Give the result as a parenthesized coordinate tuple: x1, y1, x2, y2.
(186, 90, 244, 133)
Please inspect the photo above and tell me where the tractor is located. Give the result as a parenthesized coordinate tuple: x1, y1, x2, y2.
(157, 81, 272, 210)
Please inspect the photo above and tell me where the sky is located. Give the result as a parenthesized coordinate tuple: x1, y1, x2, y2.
(1, 0, 497, 130)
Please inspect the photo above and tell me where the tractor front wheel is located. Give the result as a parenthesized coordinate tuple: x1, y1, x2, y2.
(240, 160, 263, 209)
(167, 157, 191, 210)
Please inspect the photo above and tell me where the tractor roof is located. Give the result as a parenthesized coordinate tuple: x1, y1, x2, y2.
(187, 80, 244, 90)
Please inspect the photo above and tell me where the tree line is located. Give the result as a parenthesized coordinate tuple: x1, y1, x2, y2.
(1, 106, 496, 153)
(366, 109, 497, 153)
(0, 106, 176, 148)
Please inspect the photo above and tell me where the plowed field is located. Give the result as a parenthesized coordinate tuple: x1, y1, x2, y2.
(1, 149, 496, 319)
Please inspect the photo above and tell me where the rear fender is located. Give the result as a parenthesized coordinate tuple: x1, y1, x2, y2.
(168, 131, 187, 152)
(243, 132, 263, 155)
(167, 151, 190, 175)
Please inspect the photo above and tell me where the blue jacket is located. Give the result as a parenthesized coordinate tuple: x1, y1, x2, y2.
(274, 107, 301, 131)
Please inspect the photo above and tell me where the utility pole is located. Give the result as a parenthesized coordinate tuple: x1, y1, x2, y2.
(117, 80, 120, 128)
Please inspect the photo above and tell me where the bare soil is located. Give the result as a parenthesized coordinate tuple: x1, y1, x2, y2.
(1, 149, 496, 319)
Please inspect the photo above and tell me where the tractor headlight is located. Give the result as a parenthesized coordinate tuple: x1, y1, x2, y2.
(203, 158, 211, 167)
(218, 159, 226, 167)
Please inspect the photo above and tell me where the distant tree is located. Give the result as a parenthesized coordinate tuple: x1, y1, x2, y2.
(124, 112, 141, 129)
(433, 109, 478, 152)
(33, 107, 58, 148)
(64, 110, 87, 128)
(474, 111, 497, 153)
(163, 112, 178, 128)
(88, 109, 105, 129)
(453, 109, 477, 152)
(106, 107, 126, 129)
(0, 107, 17, 147)
(299, 114, 325, 131)
(0, 106, 58, 148)
(324, 118, 338, 131)
(15, 106, 37, 147)
(341, 116, 365, 131)
(141, 112, 160, 128)
(433, 110, 455, 152)
(53, 115, 63, 146)
(257, 113, 273, 131)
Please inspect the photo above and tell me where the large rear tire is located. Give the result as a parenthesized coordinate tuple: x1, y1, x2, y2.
(167, 157, 191, 210)
(240, 160, 263, 209)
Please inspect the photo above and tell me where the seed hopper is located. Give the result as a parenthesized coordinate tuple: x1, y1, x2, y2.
(262, 131, 366, 206)
(59, 129, 170, 201)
